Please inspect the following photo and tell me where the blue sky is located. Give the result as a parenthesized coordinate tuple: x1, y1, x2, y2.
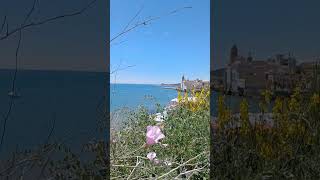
(0, 0, 106, 71)
(213, 0, 320, 70)
(111, 0, 210, 84)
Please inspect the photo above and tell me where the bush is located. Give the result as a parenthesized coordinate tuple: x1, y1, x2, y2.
(111, 89, 210, 179)
(212, 88, 320, 179)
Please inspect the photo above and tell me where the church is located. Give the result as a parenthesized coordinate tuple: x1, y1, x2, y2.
(180, 75, 209, 92)
(224, 44, 298, 96)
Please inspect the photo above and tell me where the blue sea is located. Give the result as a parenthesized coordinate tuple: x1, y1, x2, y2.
(110, 84, 178, 112)
(110, 83, 178, 129)
(211, 91, 261, 116)
(0, 70, 178, 157)
(0, 69, 107, 157)
(0, 69, 262, 158)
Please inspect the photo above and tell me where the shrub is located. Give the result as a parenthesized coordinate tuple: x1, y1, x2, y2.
(212, 89, 320, 179)
(110, 88, 210, 179)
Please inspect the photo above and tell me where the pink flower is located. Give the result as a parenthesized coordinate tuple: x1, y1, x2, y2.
(147, 152, 161, 164)
(147, 152, 157, 161)
(146, 126, 165, 145)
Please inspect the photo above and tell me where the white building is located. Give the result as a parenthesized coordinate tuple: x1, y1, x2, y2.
(181, 75, 187, 92)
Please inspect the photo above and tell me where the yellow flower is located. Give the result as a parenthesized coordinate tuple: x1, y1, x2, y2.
(311, 93, 320, 105)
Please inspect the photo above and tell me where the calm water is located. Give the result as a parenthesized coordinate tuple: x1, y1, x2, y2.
(110, 84, 177, 112)
(211, 91, 271, 117)
(0, 71, 178, 156)
(0, 69, 262, 157)
(0, 69, 106, 157)
(110, 84, 177, 128)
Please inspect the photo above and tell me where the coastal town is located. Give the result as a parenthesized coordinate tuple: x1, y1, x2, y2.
(161, 75, 210, 92)
(212, 45, 320, 97)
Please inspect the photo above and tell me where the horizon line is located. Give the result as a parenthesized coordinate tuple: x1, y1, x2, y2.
(0, 68, 108, 73)
(111, 82, 163, 85)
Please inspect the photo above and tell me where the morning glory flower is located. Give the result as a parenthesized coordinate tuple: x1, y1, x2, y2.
(147, 152, 157, 161)
(146, 126, 165, 145)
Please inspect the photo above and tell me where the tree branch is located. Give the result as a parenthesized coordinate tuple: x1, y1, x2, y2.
(0, 0, 98, 152)
(0, 0, 97, 41)
(110, 6, 192, 43)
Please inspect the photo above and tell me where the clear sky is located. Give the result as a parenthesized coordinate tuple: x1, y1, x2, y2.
(111, 0, 210, 84)
(0, 0, 106, 72)
(213, 0, 320, 70)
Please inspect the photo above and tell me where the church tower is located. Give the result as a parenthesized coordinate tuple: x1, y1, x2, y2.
(181, 75, 187, 92)
(230, 44, 238, 64)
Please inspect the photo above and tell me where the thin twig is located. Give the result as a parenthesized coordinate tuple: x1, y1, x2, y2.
(175, 164, 208, 179)
(0, 0, 97, 41)
(0, 0, 37, 151)
(122, 6, 144, 33)
(127, 156, 140, 180)
(157, 151, 208, 179)
(0, 27, 22, 151)
(44, 112, 56, 145)
(110, 64, 136, 75)
(0, 0, 97, 152)
(0, 16, 7, 35)
(110, 6, 191, 43)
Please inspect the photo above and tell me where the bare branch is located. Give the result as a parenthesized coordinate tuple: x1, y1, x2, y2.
(122, 6, 144, 33)
(44, 113, 56, 145)
(110, 6, 192, 43)
(0, 28, 22, 151)
(157, 151, 208, 179)
(0, 0, 97, 41)
(0, 0, 98, 151)
(0, 16, 7, 35)
(110, 64, 135, 75)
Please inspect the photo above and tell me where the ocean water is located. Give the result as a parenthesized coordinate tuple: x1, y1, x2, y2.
(0, 70, 178, 157)
(0, 69, 262, 157)
(110, 84, 178, 128)
(0, 69, 106, 157)
(110, 84, 177, 112)
(211, 91, 269, 117)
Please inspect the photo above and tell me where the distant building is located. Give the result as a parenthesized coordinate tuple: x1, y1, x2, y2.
(211, 68, 225, 90)
(222, 45, 301, 95)
(180, 75, 209, 92)
(181, 75, 187, 92)
(298, 61, 320, 90)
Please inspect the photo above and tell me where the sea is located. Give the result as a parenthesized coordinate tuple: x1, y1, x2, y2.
(0, 69, 107, 157)
(110, 83, 178, 129)
(0, 69, 263, 158)
(0, 69, 178, 157)
(211, 91, 262, 116)
(110, 84, 178, 111)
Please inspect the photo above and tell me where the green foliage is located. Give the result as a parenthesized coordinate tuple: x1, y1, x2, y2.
(212, 90, 320, 179)
(110, 88, 210, 179)
(45, 88, 210, 179)
(240, 99, 250, 136)
(217, 95, 232, 130)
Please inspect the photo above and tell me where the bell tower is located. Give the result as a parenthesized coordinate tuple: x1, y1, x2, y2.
(230, 44, 238, 64)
